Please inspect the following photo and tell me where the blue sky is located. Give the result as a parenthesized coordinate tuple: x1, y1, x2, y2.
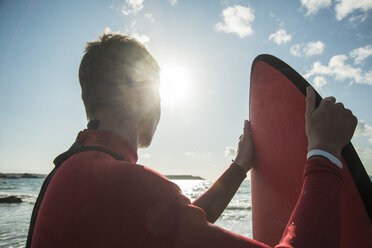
(0, 0, 371, 180)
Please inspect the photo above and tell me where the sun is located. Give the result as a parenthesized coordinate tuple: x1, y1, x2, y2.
(159, 64, 192, 107)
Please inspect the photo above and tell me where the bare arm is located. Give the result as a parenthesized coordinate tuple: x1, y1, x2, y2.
(192, 163, 247, 223)
(193, 120, 254, 223)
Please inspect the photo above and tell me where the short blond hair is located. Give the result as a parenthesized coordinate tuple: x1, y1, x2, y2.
(79, 33, 159, 119)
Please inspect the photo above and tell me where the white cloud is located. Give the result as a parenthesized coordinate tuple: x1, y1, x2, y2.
(304, 54, 372, 86)
(290, 44, 302, 57)
(269, 29, 292, 45)
(348, 12, 368, 24)
(349, 12, 368, 23)
(101, 27, 149, 45)
(304, 41, 325, 56)
(215, 5, 255, 38)
(350, 45, 372, 64)
(300, 0, 372, 21)
(313, 76, 328, 90)
(169, 0, 178, 6)
(225, 146, 237, 158)
(122, 0, 144, 15)
(356, 147, 372, 164)
(335, 0, 372, 20)
(125, 22, 150, 44)
(356, 120, 372, 144)
(132, 33, 150, 43)
(304, 54, 372, 85)
(104, 27, 112, 34)
(301, 0, 332, 15)
(290, 41, 325, 57)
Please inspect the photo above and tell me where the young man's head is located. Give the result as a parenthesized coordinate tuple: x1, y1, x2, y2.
(79, 33, 161, 147)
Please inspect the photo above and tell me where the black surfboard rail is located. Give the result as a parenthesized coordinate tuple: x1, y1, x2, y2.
(251, 54, 372, 222)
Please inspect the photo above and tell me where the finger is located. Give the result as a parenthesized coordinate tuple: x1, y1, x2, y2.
(322, 96, 336, 104)
(344, 108, 352, 116)
(305, 86, 316, 119)
(239, 134, 243, 139)
(335, 102, 344, 109)
(244, 120, 251, 134)
(244, 120, 251, 131)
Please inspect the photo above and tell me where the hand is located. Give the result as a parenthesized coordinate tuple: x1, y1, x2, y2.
(305, 87, 358, 160)
(234, 120, 254, 173)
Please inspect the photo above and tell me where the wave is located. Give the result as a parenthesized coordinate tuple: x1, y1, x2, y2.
(0, 186, 17, 190)
(226, 206, 252, 211)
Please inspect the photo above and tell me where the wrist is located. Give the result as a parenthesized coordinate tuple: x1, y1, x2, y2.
(307, 141, 342, 160)
(307, 149, 343, 169)
(232, 159, 251, 173)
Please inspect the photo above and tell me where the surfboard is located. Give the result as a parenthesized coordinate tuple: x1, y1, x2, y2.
(249, 54, 372, 247)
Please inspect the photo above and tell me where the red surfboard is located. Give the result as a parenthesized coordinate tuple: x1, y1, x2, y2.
(249, 54, 372, 247)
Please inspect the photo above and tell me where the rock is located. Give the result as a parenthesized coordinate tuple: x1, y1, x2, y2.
(0, 196, 22, 203)
(21, 173, 38, 178)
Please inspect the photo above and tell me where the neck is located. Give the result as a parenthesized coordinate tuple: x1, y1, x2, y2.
(91, 116, 139, 151)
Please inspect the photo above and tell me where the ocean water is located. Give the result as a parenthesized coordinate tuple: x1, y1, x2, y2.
(0, 178, 42, 247)
(0, 178, 252, 247)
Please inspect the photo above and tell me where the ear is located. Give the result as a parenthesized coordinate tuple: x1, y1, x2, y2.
(138, 132, 153, 148)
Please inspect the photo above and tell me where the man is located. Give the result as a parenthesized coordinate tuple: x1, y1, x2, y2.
(28, 33, 357, 247)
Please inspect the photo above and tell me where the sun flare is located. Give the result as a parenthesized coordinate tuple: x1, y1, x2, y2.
(159, 64, 192, 107)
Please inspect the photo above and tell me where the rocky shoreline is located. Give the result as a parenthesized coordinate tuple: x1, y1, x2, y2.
(0, 173, 46, 179)
(165, 175, 204, 180)
(1, 173, 204, 180)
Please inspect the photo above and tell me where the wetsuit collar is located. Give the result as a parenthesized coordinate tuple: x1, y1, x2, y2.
(76, 128, 138, 164)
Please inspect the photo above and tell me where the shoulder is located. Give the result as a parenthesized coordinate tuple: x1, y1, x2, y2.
(130, 163, 182, 195)
(54, 152, 187, 202)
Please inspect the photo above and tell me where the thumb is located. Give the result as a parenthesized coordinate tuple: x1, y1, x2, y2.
(305, 86, 316, 119)
(244, 120, 251, 136)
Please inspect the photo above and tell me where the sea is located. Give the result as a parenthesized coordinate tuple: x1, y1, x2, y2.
(0, 177, 252, 247)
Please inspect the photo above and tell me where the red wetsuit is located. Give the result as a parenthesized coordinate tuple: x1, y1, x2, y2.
(31, 129, 342, 248)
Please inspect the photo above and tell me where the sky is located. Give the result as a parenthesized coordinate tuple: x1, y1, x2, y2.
(0, 0, 371, 180)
